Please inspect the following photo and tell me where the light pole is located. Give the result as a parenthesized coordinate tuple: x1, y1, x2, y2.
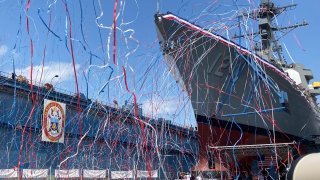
(50, 75, 59, 84)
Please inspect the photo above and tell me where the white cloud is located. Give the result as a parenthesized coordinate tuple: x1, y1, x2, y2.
(0, 45, 8, 56)
(11, 50, 20, 60)
(142, 96, 197, 127)
(15, 62, 80, 83)
(142, 97, 179, 118)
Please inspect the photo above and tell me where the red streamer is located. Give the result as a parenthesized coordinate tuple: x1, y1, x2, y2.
(113, 0, 118, 64)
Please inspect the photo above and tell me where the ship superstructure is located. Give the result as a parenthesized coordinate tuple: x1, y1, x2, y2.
(155, 0, 320, 178)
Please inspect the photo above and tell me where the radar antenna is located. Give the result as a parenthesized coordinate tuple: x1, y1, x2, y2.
(234, 0, 308, 66)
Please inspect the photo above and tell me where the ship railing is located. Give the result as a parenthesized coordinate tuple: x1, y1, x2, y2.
(208, 141, 296, 157)
(208, 141, 296, 150)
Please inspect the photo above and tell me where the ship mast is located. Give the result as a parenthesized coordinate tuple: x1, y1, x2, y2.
(235, 0, 308, 66)
(259, 0, 283, 64)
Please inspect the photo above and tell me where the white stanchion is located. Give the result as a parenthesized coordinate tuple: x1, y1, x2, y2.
(55, 169, 80, 178)
(83, 169, 107, 178)
(22, 169, 48, 178)
(111, 170, 133, 179)
(0, 169, 19, 178)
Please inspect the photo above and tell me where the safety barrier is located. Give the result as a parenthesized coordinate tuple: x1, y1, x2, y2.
(55, 169, 80, 178)
(111, 170, 133, 179)
(136, 170, 158, 178)
(0, 168, 159, 179)
(83, 169, 108, 178)
(0, 169, 19, 178)
(23, 169, 48, 178)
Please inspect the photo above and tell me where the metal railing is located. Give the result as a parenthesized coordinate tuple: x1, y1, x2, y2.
(0, 71, 76, 97)
(0, 71, 196, 132)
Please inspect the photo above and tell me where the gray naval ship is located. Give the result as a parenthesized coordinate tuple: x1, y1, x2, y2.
(155, 0, 320, 151)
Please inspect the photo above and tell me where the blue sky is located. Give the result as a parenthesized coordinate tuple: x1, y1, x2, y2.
(0, 0, 319, 127)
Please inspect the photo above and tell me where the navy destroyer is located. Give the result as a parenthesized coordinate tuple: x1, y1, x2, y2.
(155, 0, 320, 177)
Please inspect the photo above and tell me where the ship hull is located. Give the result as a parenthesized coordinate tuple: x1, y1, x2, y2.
(155, 13, 320, 146)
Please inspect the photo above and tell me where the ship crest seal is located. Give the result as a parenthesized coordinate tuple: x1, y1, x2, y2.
(43, 101, 65, 141)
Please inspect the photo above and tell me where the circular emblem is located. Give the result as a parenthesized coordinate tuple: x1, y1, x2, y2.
(43, 101, 65, 141)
